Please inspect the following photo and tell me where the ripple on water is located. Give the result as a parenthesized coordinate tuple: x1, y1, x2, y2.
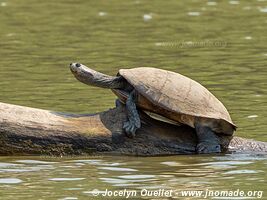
(61, 165, 81, 169)
(100, 177, 134, 184)
(160, 161, 180, 167)
(117, 175, 155, 179)
(1, 2, 7, 6)
(207, 2, 217, 6)
(214, 154, 267, 161)
(229, 0, 240, 5)
(243, 6, 252, 10)
(64, 188, 84, 191)
(0, 178, 23, 184)
(59, 172, 72, 175)
(15, 160, 57, 164)
(174, 169, 215, 177)
(259, 7, 267, 12)
(223, 170, 262, 175)
(0, 168, 41, 173)
(0, 162, 22, 167)
(200, 161, 253, 170)
(100, 175, 156, 184)
(98, 172, 108, 175)
(71, 160, 121, 167)
(59, 197, 78, 200)
(0, 162, 55, 173)
(244, 36, 252, 40)
(143, 14, 152, 21)
(83, 190, 109, 195)
(247, 115, 258, 118)
(187, 12, 200, 16)
(202, 161, 253, 166)
(98, 12, 107, 17)
(49, 178, 85, 181)
(98, 167, 137, 172)
(161, 161, 205, 167)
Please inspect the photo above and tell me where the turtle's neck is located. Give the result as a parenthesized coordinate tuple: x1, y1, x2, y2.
(88, 72, 127, 89)
(70, 63, 127, 89)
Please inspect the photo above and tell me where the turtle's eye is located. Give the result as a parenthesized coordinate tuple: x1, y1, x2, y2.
(76, 63, 81, 68)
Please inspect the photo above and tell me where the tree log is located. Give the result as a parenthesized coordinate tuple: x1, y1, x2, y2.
(0, 102, 266, 156)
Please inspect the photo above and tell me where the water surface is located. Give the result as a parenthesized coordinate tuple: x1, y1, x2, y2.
(0, 0, 266, 199)
(0, 155, 266, 199)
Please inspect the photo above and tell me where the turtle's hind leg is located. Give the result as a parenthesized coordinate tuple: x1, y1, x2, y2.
(123, 90, 141, 138)
(195, 123, 221, 154)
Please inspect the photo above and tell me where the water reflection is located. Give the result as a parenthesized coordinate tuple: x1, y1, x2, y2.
(187, 12, 201, 16)
(0, 178, 22, 184)
(0, 155, 265, 199)
(49, 178, 85, 181)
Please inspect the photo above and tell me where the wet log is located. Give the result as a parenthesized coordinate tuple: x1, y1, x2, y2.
(0, 102, 266, 156)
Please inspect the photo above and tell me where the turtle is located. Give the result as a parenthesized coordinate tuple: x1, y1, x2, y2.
(69, 63, 236, 154)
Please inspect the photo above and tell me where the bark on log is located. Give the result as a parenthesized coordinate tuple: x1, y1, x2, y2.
(0, 102, 266, 156)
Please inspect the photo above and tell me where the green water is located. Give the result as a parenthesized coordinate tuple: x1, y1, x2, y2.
(0, 0, 266, 199)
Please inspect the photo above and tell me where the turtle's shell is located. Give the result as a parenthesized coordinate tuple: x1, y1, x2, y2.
(117, 67, 236, 135)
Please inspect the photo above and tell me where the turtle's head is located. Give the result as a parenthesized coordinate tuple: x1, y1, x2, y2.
(69, 63, 118, 89)
(70, 62, 91, 75)
(69, 63, 95, 85)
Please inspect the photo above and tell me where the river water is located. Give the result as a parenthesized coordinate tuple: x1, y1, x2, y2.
(0, 0, 266, 199)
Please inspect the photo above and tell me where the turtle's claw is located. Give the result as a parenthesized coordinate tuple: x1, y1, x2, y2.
(123, 121, 137, 138)
(123, 121, 130, 129)
(197, 142, 221, 154)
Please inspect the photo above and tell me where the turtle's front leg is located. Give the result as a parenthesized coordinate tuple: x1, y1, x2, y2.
(123, 90, 141, 138)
